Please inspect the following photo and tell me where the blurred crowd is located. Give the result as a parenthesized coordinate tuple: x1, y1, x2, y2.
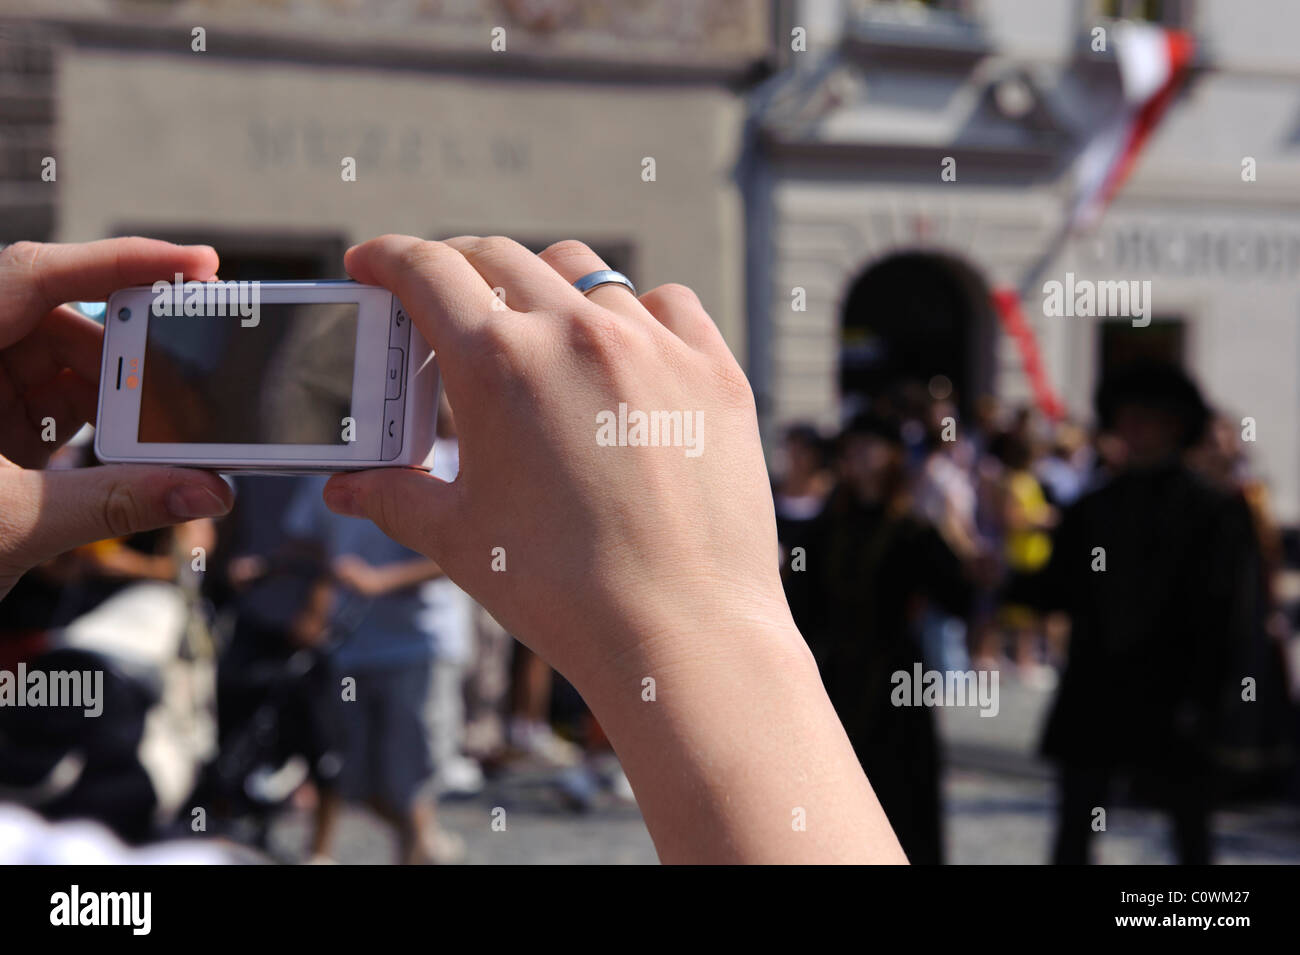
(774, 363, 1299, 863)
(2, 363, 1298, 864)
(0, 401, 632, 864)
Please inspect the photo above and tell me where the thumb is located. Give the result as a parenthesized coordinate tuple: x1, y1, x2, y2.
(2, 465, 233, 574)
(323, 468, 459, 560)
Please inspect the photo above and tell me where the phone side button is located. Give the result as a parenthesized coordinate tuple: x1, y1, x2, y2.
(386, 347, 404, 400)
(381, 398, 405, 461)
(389, 303, 412, 349)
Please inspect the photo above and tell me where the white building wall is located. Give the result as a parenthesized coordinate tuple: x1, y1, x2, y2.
(760, 0, 1300, 524)
(767, 177, 1060, 427)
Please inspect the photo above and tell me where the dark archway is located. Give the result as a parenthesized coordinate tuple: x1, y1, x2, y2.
(840, 251, 995, 419)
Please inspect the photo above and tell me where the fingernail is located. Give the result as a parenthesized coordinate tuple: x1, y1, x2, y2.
(167, 485, 229, 519)
(324, 486, 361, 517)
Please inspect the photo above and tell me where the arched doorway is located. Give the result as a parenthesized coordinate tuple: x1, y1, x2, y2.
(840, 251, 995, 419)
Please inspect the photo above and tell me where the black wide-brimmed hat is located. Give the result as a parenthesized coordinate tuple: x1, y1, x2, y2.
(1094, 360, 1211, 449)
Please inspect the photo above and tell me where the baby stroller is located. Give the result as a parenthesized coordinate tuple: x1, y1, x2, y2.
(0, 576, 217, 844)
(191, 548, 357, 854)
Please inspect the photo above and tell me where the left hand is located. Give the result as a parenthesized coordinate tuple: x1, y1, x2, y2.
(331, 554, 386, 597)
(0, 238, 235, 601)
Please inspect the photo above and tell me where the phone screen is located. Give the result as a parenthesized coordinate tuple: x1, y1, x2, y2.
(137, 303, 359, 444)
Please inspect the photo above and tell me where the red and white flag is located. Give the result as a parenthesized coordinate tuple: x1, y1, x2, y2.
(991, 287, 1064, 420)
(990, 23, 1195, 421)
(1069, 23, 1195, 231)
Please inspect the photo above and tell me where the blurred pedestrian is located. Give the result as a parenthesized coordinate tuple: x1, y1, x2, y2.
(774, 423, 832, 642)
(284, 478, 464, 864)
(1036, 420, 1091, 509)
(1034, 362, 1254, 864)
(462, 601, 514, 765)
(808, 412, 971, 864)
(204, 475, 343, 852)
(1187, 414, 1296, 798)
(913, 405, 979, 672)
(420, 401, 482, 798)
(993, 429, 1057, 683)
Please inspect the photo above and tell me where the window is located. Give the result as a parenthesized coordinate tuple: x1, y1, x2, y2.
(1092, 0, 1194, 27)
(1099, 316, 1185, 375)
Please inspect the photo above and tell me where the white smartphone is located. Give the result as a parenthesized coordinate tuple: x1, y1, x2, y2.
(94, 280, 439, 472)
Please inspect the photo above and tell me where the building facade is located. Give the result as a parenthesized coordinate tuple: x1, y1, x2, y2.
(0, 0, 771, 358)
(751, 0, 1300, 524)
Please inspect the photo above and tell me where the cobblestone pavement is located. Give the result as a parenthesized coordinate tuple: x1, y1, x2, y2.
(266, 765, 1300, 865)
(268, 764, 659, 865)
(267, 674, 1300, 864)
(946, 769, 1300, 864)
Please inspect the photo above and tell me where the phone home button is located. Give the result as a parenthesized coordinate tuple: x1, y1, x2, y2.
(386, 347, 404, 400)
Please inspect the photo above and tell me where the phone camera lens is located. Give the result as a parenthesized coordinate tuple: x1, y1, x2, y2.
(117, 307, 132, 322)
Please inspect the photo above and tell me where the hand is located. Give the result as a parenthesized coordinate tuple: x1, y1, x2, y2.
(327, 236, 793, 688)
(0, 239, 235, 600)
(331, 554, 385, 597)
(323, 236, 906, 863)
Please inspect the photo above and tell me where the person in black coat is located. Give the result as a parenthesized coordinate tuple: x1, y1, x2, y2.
(1033, 362, 1256, 864)
(806, 413, 971, 865)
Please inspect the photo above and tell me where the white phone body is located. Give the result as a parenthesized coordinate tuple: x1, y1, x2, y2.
(95, 280, 438, 473)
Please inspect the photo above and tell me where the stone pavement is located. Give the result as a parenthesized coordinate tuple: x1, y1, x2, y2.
(266, 674, 1300, 864)
(269, 764, 659, 865)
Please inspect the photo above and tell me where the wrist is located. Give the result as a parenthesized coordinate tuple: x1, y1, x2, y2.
(573, 612, 890, 863)
(566, 591, 810, 709)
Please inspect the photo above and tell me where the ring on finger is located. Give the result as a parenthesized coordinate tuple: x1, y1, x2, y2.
(572, 269, 636, 298)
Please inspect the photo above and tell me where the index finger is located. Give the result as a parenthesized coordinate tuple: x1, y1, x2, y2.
(344, 235, 501, 356)
(10, 305, 107, 388)
(0, 237, 220, 348)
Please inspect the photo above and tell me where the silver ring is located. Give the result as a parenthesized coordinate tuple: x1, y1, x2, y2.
(573, 269, 636, 297)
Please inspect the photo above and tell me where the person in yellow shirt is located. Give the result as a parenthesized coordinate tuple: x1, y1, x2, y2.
(996, 433, 1057, 683)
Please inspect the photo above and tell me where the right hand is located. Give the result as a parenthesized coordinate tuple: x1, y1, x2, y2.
(324, 236, 802, 692)
(323, 236, 906, 863)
